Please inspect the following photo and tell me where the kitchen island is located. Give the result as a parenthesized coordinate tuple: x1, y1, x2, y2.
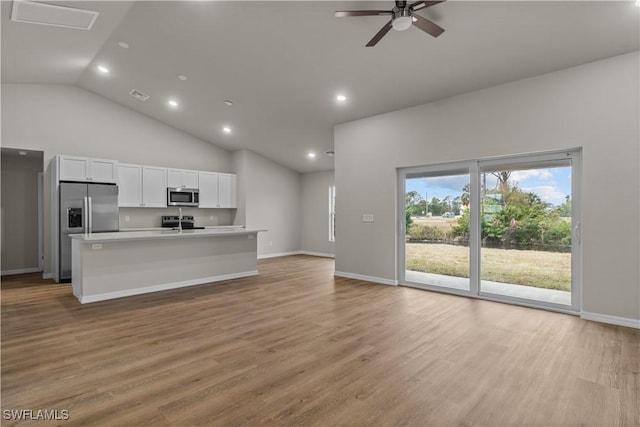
(70, 228, 265, 303)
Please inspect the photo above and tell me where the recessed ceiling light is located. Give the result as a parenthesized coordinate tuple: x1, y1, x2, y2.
(636, 0, 640, 7)
(336, 94, 347, 102)
(307, 152, 317, 159)
(168, 99, 179, 108)
(224, 100, 233, 106)
(97, 65, 109, 74)
(222, 126, 232, 134)
(118, 41, 129, 49)
(177, 74, 187, 81)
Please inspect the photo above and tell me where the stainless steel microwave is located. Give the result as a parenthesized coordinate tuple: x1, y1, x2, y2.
(167, 187, 199, 207)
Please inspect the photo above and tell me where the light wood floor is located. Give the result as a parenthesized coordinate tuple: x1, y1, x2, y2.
(2, 255, 638, 426)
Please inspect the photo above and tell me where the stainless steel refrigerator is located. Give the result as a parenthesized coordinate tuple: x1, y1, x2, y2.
(59, 182, 119, 281)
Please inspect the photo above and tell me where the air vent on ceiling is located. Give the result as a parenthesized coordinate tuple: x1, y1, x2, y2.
(11, 0, 99, 30)
(129, 89, 150, 102)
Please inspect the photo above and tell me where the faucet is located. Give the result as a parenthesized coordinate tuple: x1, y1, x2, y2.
(178, 207, 183, 233)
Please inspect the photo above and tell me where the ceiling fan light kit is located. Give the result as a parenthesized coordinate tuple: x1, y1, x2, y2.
(391, 10, 413, 31)
(392, 9, 412, 31)
(335, 0, 446, 46)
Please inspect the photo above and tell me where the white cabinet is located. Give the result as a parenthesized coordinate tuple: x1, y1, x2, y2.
(167, 168, 198, 189)
(90, 159, 119, 183)
(218, 173, 237, 208)
(198, 171, 219, 208)
(118, 164, 142, 207)
(198, 171, 237, 208)
(141, 166, 167, 207)
(118, 164, 167, 208)
(58, 155, 118, 183)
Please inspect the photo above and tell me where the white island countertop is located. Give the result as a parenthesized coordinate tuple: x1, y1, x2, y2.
(70, 228, 266, 243)
(70, 227, 267, 303)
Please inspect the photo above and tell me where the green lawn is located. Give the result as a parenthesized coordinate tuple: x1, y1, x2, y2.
(406, 243, 571, 291)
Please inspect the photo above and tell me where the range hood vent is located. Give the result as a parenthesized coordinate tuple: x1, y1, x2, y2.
(11, 0, 99, 30)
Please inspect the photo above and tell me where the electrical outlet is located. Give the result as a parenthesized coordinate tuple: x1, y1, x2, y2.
(124, 216, 130, 222)
(209, 215, 214, 220)
(269, 241, 273, 247)
(363, 214, 374, 223)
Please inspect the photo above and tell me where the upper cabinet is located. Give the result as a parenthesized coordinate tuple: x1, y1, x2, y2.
(197, 171, 219, 208)
(57, 155, 235, 209)
(118, 164, 142, 207)
(218, 173, 237, 208)
(198, 171, 237, 208)
(167, 168, 198, 189)
(118, 164, 167, 208)
(142, 166, 168, 207)
(58, 155, 118, 183)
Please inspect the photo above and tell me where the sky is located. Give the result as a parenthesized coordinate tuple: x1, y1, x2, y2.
(406, 166, 571, 206)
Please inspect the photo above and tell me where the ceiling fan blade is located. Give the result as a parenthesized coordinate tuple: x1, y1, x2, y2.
(366, 20, 393, 47)
(410, 0, 445, 12)
(335, 10, 392, 18)
(412, 13, 445, 37)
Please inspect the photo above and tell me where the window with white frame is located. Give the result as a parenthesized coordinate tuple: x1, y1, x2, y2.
(329, 185, 336, 242)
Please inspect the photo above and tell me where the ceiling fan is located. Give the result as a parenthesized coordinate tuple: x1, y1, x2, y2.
(335, 0, 446, 47)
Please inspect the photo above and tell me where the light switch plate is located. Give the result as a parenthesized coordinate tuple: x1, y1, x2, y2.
(362, 214, 374, 223)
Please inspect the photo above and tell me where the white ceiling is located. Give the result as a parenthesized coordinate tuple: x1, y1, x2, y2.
(2, 1, 639, 173)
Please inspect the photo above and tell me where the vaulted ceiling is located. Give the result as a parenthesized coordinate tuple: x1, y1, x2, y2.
(2, 1, 639, 172)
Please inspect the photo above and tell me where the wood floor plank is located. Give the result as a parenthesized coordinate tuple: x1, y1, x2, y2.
(2, 256, 638, 426)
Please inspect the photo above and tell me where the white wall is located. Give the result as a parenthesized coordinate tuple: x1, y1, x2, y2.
(1, 151, 43, 273)
(233, 149, 301, 257)
(1, 84, 235, 274)
(301, 170, 335, 256)
(334, 52, 639, 323)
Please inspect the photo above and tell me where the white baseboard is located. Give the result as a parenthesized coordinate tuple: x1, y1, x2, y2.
(42, 273, 53, 279)
(258, 251, 336, 259)
(1, 267, 41, 276)
(581, 311, 640, 329)
(78, 270, 258, 304)
(334, 271, 398, 286)
(258, 251, 302, 259)
(299, 251, 335, 258)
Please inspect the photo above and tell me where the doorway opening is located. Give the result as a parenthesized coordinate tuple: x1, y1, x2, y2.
(1, 148, 45, 276)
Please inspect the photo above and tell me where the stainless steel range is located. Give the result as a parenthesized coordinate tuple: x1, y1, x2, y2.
(161, 215, 204, 230)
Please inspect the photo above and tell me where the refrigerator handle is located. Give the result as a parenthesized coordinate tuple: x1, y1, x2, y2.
(83, 197, 88, 235)
(88, 197, 93, 234)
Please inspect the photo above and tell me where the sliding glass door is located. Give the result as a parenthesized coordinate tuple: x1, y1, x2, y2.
(479, 159, 574, 306)
(399, 150, 581, 312)
(403, 168, 472, 292)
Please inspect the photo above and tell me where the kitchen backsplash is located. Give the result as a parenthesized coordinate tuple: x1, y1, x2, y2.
(118, 207, 235, 229)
